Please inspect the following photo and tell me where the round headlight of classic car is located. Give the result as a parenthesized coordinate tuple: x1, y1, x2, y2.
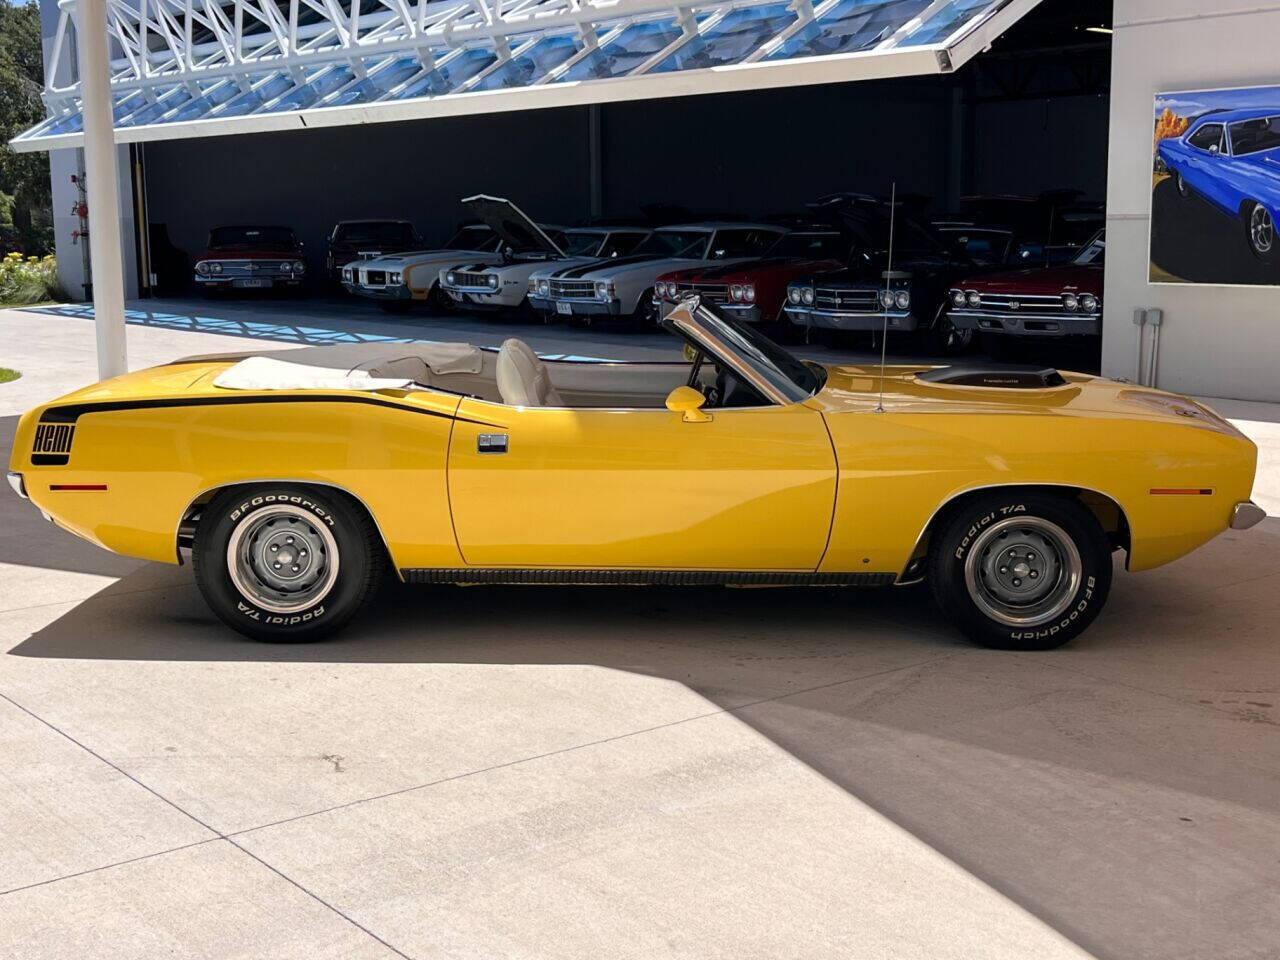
(730, 284, 744, 302)
(895, 290, 911, 310)
(788, 287, 802, 305)
(966, 290, 980, 308)
(951, 289, 966, 308)
(1080, 294, 1098, 313)
(210, 262, 223, 275)
(294, 261, 306, 273)
(879, 289, 895, 309)
(1063, 293, 1080, 312)
(801, 287, 814, 306)
(743, 284, 755, 303)
(656, 282, 669, 299)
(446, 271, 456, 286)
(389, 272, 402, 285)
(538, 279, 550, 296)
(596, 281, 611, 301)
(487, 274, 499, 290)
(342, 266, 353, 282)
(196, 261, 210, 275)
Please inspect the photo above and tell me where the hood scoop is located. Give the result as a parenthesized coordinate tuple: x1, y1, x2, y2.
(917, 365, 1067, 389)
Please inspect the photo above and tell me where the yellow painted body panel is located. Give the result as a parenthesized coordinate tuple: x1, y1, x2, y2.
(449, 399, 836, 568)
(9, 357, 1258, 579)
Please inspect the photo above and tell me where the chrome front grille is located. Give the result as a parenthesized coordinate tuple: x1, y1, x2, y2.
(676, 282, 728, 302)
(814, 287, 879, 312)
(450, 271, 491, 288)
(217, 260, 294, 278)
(549, 279, 597, 299)
(971, 293, 1071, 314)
(359, 269, 387, 286)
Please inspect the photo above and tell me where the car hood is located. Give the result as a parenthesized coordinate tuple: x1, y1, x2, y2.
(666, 257, 841, 284)
(461, 194, 564, 257)
(355, 248, 495, 270)
(568, 255, 745, 281)
(961, 263, 1102, 294)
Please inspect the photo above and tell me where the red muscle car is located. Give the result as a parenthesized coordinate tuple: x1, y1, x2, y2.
(194, 225, 307, 295)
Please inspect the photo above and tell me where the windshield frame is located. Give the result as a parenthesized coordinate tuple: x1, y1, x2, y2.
(634, 229, 713, 259)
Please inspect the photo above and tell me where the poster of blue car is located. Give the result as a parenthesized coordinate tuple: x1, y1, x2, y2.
(1151, 84, 1280, 285)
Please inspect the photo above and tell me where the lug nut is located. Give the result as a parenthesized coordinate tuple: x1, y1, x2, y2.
(1012, 578, 1022, 587)
(273, 562, 281, 570)
(1030, 571, 1038, 579)
(1027, 552, 1036, 560)
(270, 544, 279, 552)
(286, 536, 295, 544)
(999, 566, 1008, 574)
(291, 565, 300, 573)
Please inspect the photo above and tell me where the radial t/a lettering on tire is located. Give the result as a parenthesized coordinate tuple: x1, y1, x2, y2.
(192, 485, 385, 642)
(927, 491, 1113, 650)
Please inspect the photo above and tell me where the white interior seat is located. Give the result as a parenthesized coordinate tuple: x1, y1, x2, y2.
(496, 338, 564, 407)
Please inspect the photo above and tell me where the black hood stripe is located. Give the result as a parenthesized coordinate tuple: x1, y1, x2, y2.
(550, 253, 669, 279)
(40, 394, 505, 429)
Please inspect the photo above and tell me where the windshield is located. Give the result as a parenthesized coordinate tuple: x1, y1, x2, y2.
(333, 222, 414, 245)
(209, 226, 295, 251)
(1229, 116, 1280, 156)
(634, 230, 711, 258)
(561, 231, 606, 256)
(445, 226, 497, 250)
(839, 207, 943, 255)
(766, 232, 848, 259)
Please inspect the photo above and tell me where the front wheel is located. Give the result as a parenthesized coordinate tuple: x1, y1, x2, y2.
(927, 492, 1113, 650)
(1245, 201, 1276, 262)
(1175, 171, 1191, 199)
(921, 306, 973, 357)
(193, 486, 385, 642)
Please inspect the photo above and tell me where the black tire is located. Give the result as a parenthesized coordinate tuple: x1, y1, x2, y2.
(425, 282, 454, 314)
(630, 289, 659, 330)
(193, 486, 385, 642)
(1243, 201, 1276, 263)
(377, 299, 413, 314)
(921, 305, 973, 357)
(768, 307, 802, 344)
(927, 491, 1113, 650)
(1175, 171, 1191, 199)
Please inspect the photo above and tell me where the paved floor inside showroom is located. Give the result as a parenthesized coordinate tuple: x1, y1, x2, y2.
(1, 304, 1276, 960)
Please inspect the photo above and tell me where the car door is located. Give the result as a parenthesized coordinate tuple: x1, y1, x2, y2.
(447, 399, 837, 570)
(1183, 123, 1224, 197)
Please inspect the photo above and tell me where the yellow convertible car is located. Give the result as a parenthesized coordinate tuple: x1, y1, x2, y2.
(8, 296, 1265, 649)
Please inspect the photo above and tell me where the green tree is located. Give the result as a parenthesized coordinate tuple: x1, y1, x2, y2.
(0, 0, 53, 256)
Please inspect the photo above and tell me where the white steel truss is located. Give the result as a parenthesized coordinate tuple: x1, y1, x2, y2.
(13, 0, 1042, 151)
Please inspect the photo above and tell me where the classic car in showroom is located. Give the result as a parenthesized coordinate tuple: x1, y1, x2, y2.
(441, 200, 653, 315)
(652, 227, 851, 336)
(8, 296, 1264, 651)
(948, 230, 1105, 357)
(1157, 108, 1280, 262)
(342, 222, 501, 312)
(325, 219, 421, 283)
(193, 225, 308, 295)
(783, 195, 980, 354)
(537, 223, 785, 326)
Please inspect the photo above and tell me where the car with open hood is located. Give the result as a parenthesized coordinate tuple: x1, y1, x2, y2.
(948, 230, 1106, 357)
(325, 219, 422, 283)
(341, 222, 502, 312)
(194, 225, 307, 295)
(651, 227, 852, 335)
(537, 223, 786, 326)
(8, 295, 1263, 651)
(783, 195, 980, 355)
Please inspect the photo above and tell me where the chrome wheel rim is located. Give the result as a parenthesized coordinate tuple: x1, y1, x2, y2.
(1250, 205, 1274, 254)
(226, 506, 339, 614)
(963, 517, 1081, 628)
(1176, 172, 1189, 196)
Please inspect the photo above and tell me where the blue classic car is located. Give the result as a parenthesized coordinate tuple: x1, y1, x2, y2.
(1157, 108, 1280, 262)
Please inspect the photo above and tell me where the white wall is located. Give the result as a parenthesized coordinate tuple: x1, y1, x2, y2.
(1103, 0, 1280, 401)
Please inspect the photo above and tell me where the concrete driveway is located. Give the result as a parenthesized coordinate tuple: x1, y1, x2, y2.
(1, 306, 1277, 960)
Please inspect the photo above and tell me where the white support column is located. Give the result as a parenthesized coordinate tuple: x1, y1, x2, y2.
(77, 0, 129, 379)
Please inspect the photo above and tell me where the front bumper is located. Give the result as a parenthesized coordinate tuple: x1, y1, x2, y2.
(1231, 501, 1267, 530)
(950, 309, 1100, 337)
(7, 471, 27, 500)
(443, 287, 511, 310)
(194, 276, 303, 290)
(548, 298, 623, 317)
(784, 306, 917, 332)
(344, 281, 412, 301)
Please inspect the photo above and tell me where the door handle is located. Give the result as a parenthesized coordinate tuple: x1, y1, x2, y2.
(477, 433, 508, 454)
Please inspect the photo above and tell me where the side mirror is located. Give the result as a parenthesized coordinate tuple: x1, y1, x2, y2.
(666, 385, 712, 423)
(1209, 144, 1220, 155)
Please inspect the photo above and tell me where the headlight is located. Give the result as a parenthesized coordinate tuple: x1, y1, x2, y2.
(951, 289, 966, 307)
(596, 281, 612, 301)
(879, 289, 895, 309)
(389, 272, 402, 285)
(446, 271, 456, 285)
(1063, 293, 1079, 312)
(894, 290, 911, 310)
(743, 284, 755, 303)
(788, 287, 802, 305)
(801, 287, 814, 305)
(1080, 294, 1098, 313)
(342, 267, 352, 282)
(210, 262, 223, 275)
(538, 280, 549, 296)
(730, 284, 744, 302)
(196, 261, 210, 275)
(294, 261, 306, 273)
(966, 290, 980, 308)
(487, 274, 499, 290)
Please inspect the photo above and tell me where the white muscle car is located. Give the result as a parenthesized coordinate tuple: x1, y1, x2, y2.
(341, 223, 502, 313)
(438, 197, 649, 315)
(536, 223, 786, 326)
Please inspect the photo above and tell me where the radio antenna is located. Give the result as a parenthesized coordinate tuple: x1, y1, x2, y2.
(876, 183, 896, 414)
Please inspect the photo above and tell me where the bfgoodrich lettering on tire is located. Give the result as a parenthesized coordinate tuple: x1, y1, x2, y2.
(927, 491, 1113, 650)
(193, 485, 385, 642)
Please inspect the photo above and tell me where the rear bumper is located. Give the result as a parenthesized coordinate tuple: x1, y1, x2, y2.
(950, 309, 1100, 337)
(1231, 501, 1267, 530)
(784, 306, 917, 332)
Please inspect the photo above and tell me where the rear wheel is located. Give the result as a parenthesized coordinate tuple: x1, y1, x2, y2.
(193, 486, 384, 642)
(928, 491, 1112, 650)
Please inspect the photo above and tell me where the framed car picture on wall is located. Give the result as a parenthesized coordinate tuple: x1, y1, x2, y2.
(1150, 83, 1280, 286)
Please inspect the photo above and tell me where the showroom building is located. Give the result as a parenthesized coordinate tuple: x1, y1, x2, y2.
(14, 0, 1280, 403)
